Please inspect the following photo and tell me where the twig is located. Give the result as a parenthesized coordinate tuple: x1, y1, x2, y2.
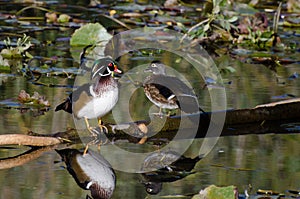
(180, 18, 210, 43)
(16, 6, 56, 16)
(99, 14, 131, 30)
(273, 2, 282, 34)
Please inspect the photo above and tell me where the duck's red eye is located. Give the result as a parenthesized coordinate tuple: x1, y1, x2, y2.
(108, 62, 113, 67)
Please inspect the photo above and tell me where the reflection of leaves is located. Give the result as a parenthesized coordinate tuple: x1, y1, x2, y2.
(251, 55, 281, 70)
(215, 55, 236, 74)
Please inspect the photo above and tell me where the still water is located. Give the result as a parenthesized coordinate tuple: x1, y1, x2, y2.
(0, 0, 300, 199)
(0, 54, 299, 199)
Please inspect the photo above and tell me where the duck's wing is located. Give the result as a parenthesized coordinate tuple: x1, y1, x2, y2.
(176, 94, 200, 113)
(55, 83, 91, 114)
(144, 75, 201, 113)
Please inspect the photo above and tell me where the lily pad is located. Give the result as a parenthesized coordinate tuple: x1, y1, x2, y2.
(70, 23, 112, 47)
(70, 23, 113, 66)
(192, 185, 237, 199)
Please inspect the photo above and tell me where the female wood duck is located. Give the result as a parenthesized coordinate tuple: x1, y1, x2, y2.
(143, 61, 205, 116)
(55, 57, 122, 134)
(141, 150, 203, 195)
(56, 149, 116, 199)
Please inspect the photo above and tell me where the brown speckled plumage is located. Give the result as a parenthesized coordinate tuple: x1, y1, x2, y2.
(143, 62, 202, 114)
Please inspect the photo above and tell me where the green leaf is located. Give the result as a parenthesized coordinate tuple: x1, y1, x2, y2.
(192, 185, 237, 199)
(203, 23, 210, 32)
(227, 16, 238, 23)
(57, 14, 71, 23)
(70, 23, 112, 46)
(225, 66, 236, 73)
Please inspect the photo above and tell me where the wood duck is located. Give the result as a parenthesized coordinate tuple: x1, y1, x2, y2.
(55, 57, 122, 135)
(143, 61, 205, 116)
(56, 149, 116, 199)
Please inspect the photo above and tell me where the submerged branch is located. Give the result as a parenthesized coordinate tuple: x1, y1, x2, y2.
(0, 146, 56, 169)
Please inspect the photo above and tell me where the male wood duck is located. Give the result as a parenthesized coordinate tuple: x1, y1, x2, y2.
(56, 149, 116, 199)
(143, 61, 205, 116)
(55, 57, 122, 135)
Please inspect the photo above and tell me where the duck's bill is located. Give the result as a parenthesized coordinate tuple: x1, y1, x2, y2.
(114, 65, 122, 74)
(144, 68, 152, 73)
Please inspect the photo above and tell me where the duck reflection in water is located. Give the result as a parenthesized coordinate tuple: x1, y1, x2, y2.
(56, 149, 116, 199)
(140, 150, 203, 195)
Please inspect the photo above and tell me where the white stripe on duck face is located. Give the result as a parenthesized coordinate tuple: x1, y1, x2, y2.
(92, 66, 112, 79)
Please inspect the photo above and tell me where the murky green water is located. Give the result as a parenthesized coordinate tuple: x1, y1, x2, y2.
(0, 0, 300, 198)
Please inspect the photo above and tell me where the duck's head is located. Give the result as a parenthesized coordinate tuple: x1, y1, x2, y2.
(91, 57, 122, 79)
(144, 61, 166, 75)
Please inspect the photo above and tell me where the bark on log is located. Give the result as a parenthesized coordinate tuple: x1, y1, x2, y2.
(0, 134, 61, 146)
(108, 98, 300, 142)
(225, 98, 300, 125)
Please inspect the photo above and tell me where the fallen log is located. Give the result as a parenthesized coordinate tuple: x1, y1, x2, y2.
(108, 98, 300, 141)
(0, 98, 299, 148)
(225, 98, 300, 125)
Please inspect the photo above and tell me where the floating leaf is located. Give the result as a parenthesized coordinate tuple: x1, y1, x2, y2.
(70, 23, 113, 65)
(18, 90, 50, 107)
(70, 23, 112, 46)
(192, 185, 237, 199)
(57, 14, 71, 23)
(227, 16, 238, 23)
(45, 12, 57, 23)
